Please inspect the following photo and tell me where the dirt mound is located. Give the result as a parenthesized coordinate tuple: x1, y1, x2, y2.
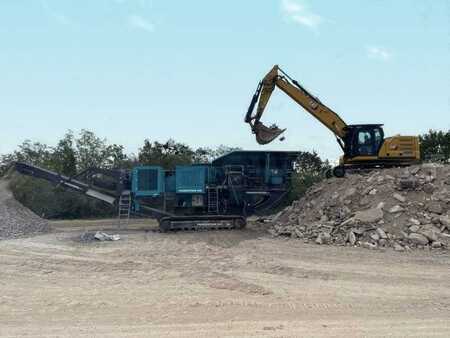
(0, 179, 49, 240)
(270, 163, 450, 251)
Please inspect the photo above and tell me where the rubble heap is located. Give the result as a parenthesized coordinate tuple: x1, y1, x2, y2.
(0, 180, 49, 240)
(270, 163, 450, 251)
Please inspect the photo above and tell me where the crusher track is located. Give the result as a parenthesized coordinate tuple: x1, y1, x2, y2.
(158, 215, 246, 232)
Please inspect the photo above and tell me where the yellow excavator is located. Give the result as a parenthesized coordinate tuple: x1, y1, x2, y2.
(244, 65, 421, 177)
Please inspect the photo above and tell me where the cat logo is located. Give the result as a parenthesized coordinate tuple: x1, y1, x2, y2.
(309, 100, 319, 109)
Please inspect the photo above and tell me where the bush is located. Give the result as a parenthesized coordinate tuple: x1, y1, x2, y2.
(420, 129, 450, 162)
(288, 151, 331, 203)
(8, 174, 114, 219)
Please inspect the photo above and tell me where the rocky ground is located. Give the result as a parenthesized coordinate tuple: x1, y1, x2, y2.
(0, 179, 49, 240)
(270, 163, 450, 252)
(1, 168, 450, 336)
(0, 219, 449, 337)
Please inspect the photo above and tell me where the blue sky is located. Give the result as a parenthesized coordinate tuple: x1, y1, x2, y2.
(1, 0, 449, 160)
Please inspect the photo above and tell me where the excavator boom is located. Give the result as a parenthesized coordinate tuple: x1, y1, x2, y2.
(245, 65, 421, 177)
(245, 65, 347, 145)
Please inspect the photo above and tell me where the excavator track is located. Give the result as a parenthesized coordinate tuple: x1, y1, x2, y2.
(158, 215, 246, 232)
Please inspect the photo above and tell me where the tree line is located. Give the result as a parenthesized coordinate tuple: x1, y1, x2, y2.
(0, 129, 240, 177)
(1, 129, 448, 219)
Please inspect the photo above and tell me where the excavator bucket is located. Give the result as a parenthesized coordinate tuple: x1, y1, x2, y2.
(252, 122, 286, 145)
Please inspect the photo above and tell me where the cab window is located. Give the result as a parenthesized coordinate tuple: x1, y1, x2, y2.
(374, 128, 383, 150)
(357, 130, 375, 155)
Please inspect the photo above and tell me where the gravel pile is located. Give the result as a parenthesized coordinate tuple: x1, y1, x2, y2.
(269, 163, 450, 251)
(0, 179, 49, 240)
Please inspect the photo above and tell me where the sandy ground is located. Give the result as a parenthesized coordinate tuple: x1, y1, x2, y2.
(1, 219, 450, 337)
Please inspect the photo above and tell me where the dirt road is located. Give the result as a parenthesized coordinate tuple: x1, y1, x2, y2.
(1, 220, 449, 337)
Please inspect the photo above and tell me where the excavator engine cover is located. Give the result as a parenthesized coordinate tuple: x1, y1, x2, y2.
(253, 121, 286, 145)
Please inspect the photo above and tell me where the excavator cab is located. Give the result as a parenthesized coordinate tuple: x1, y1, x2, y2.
(343, 124, 384, 158)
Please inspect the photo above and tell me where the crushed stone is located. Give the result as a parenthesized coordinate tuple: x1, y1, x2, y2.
(0, 180, 49, 240)
(269, 163, 450, 251)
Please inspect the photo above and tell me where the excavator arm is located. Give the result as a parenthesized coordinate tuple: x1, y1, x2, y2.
(245, 65, 348, 149)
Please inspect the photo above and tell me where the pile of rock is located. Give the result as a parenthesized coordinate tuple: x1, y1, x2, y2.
(269, 163, 450, 251)
(0, 180, 49, 240)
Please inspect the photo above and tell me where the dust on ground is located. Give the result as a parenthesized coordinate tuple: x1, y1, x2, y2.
(1, 219, 449, 337)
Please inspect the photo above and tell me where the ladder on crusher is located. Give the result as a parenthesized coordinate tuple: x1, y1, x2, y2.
(118, 190, 131, 228)
(207, 186, 219, 214)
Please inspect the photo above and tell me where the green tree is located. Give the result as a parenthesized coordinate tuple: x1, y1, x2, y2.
(52, 131, 77, 176)
(75, 129, 110, 170)
(14, 140, 53, 167)
(420, 129, 450, 162)
(192, 147, 211, 164)
(0, 140, 54, 176)
(104, 144, 128, 169)
(1, 129, 119, 219)
(138, 139, 194, 169)
(288, 151, 331, 202)
(0, 153, 18, 176)
(192, 145, 242, 163)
